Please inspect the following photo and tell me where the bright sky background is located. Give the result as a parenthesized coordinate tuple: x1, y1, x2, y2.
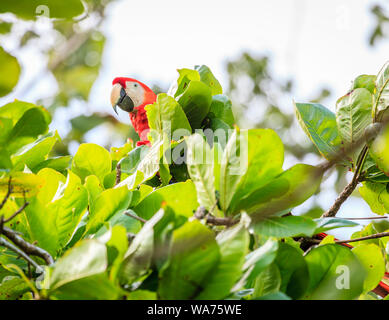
(2, 0, 389, 238)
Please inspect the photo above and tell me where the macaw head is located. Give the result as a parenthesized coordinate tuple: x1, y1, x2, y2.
(110, 77, 156, 114)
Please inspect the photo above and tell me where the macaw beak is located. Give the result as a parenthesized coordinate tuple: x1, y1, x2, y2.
(110, 83, 135, 114)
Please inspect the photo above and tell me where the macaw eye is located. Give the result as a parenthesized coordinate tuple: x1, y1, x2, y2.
(134, 83, 138, 88)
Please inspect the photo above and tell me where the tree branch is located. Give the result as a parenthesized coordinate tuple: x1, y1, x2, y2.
(321, 175, 362, 218)
(124, 210, 147, 223)
(309, 231, 389, 244)
(194, 206, 238, 227)
(1, 227, 54, 265)
(0, 237, 43, 272)
(115, 163, 121, 186)
(2, 201, 29, 224)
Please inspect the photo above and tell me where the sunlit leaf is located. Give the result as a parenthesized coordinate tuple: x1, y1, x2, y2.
(0, 47, 20, 97)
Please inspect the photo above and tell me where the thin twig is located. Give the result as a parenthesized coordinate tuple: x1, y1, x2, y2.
(309, 231, 389, 244)
(115, 163, 121, 186)
(323, 216, 388, 220)
(321, 175, 362, 218)
(194, 206, 238, 226)
(124, 210, 147, 223)
(1, 227, 54, 265)
(0, 237, 43, 272)
(0, 177, 12, 211)
(3, 202, 29, 224)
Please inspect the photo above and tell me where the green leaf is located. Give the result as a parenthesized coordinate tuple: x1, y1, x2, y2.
(314, 217, 359, 234)
(25, 170, 88, 255)
(194, 65, 223, 95)
(119, 145, 149, 175)
(207, 94, 235, 127)
(353, 74, 376, 94)
(119, 209, 164, 285)
(176, 80, 213, 129)
(253, 264, 282, 298)
(359, 182, 389, 215)
(145, 93, 191, 142)
(274, 242, 309, 299)
(252, 216, 317, 238)
(72, 143, 111, 183)
(233, 238, 279, 291)
(133, 180, 198, 219)
(374, 61, 389, 119)
(0, 100, 41, 124)
(0, 0, 85, 20)
(369, 124, 389, 176)
(0, 172, 44, 198)
(116, 139, 163, 190)
(0, 47, 20, 97)
(47, 240, 107, 291)
(49, 273, 120, 300)
(234, 164, 322, 221)
(186, 133, 216, 211)
(36, 168, 66, 204)
(32, 156, 71, 174)
(196, 223, 249, 299)
(84, 175, 103, 206)
(219, 129, 248, 212)
(0, 22, 12, 35)
(0, 276, 29, 300)
(229, 129, 284, 214)
(170, 68, 200, 98)
(85, 186, 133, 235)
(304, 244, 366, 299)
(352, 244, 385, 292)
(11, 131, 60, 171)
(158, 220, 220, 299)
(295, 102, 342, 160)
(336, 88, 372, 151)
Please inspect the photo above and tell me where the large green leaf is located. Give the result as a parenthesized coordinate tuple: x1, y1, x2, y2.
(0, 47, 20, 97)
(253, 263, 282, 298)
(0, 172, 44, 198)
(145, 93, 191, 143)
(352, 244, 385, 293)
(11, 131, 60, 171)
(304, 244, 366, 300)
(336, 88, 372, 153)
(119, 209, 164, 285)
(274, 242, 309, 299)
(186, 133, 216, 211)
(252, 216, 317, 238)
(176, 80, 212, 129)
(72, 143, 111, 183)
(49, 273, 120, 300)
(295, 102, 342, 160)
(0, 0, 85, 20)
(25, 170, 88, 255)
(46, 240, 108, 291)
(233, 164, 322, 220)
(353, 74, 376, 94)
(359, 181, 389, 215)
(85, 186, 133, 235)
(207, 95, 235, 128)
(228, 129, 284, 214)
(133, 180, 198, 219)
(195, 65, 223, 95)
(0, 276, 29, 300)
(374, 61, 389, 119)
(170, 68, 200, 98)
(116, 139, 163, 190)
(233, 238, 279, 291)
(196, 223, 249, 299)
(369, 124, 389, 176)
(158, 220, 220, 299)
(313, 217, 359, 234)
(219, 129, 248, 212)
